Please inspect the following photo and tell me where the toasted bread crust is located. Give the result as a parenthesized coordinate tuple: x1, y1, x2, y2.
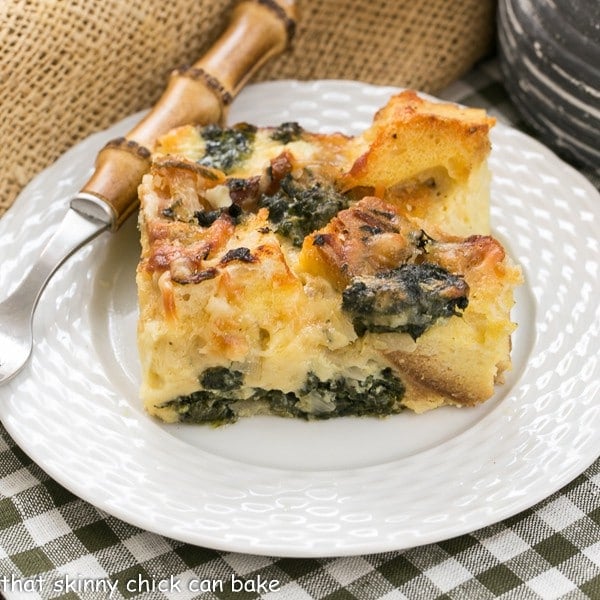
(136, 91, 521, 424)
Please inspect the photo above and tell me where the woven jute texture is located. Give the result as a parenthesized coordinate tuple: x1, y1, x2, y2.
(0, 0, 496, 217)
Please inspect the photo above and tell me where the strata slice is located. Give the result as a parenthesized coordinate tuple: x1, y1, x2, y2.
(135, 91, 522, 424)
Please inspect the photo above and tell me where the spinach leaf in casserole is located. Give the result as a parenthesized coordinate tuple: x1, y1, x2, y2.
(342, 263, 469, 340)
(258, 174, 350, 247)
(159, 367, 405, 424)
(198, 123, 257, 172)
(269, 121, 304, 144)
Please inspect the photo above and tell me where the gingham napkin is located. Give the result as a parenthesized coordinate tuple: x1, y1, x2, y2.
(1, 60, 599, 600)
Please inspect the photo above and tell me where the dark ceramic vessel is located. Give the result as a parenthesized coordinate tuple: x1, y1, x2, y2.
(497, 0, 599, 169)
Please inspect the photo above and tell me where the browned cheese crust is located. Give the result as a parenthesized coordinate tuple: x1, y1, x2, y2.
(135, 91, 521, 423)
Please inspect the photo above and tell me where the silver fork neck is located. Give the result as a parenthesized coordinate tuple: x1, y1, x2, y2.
(3, 206, 110, 316)
(70, 192, 117, 228)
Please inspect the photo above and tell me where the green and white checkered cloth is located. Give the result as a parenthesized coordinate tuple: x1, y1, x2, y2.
(1, 59, 599, 600)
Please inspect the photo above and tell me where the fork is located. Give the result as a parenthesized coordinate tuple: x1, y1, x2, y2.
(0, 0, 296, 384)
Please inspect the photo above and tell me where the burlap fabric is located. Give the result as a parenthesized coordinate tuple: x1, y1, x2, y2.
(0, 0, 496, 217)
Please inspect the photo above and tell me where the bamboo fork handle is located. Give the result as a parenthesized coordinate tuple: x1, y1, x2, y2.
(77, 0, 296, 230)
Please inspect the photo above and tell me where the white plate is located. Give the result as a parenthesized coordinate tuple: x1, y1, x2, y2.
(0, 81, 598, 557)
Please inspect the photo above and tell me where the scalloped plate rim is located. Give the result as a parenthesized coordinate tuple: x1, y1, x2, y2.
(0, 79, 598, 557)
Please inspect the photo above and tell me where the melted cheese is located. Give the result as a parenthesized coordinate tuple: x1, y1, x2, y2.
(136, 91, 521, 424)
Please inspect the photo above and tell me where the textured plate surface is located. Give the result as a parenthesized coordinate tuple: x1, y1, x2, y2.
(0, 81, 599, 557)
